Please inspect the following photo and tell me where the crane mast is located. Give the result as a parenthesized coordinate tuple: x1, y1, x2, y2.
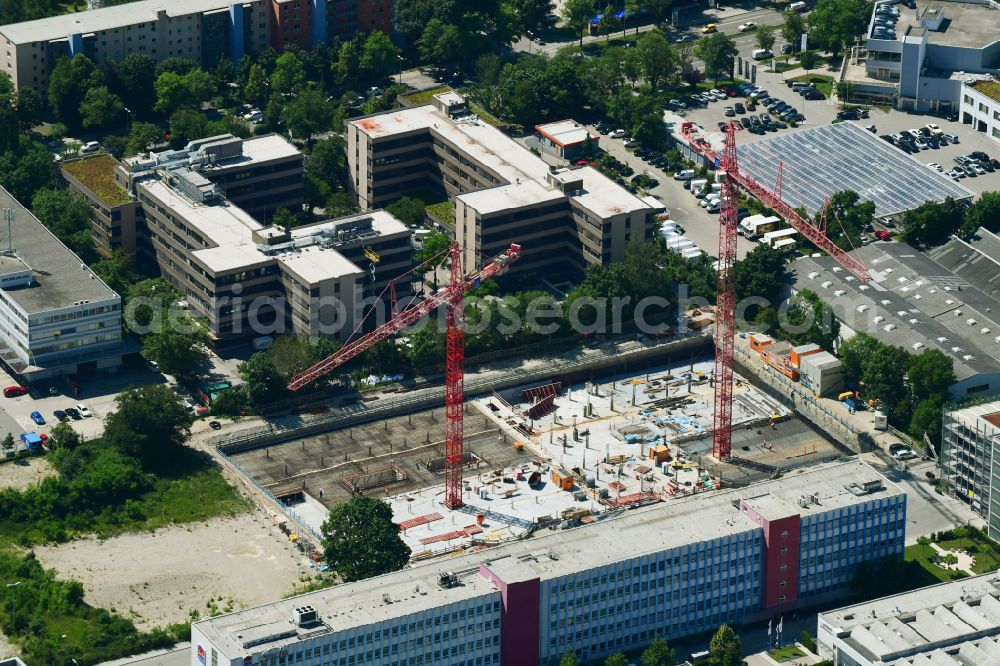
(287, 243, 522, 509)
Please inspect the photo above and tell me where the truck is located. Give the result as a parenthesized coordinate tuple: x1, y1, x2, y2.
(689, 179, 709, 197)
(761, 228, 798, 247)
(19, 431, 45, 452)
(739, 214, 780, 239)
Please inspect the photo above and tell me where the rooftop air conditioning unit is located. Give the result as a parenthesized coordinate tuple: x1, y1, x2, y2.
(293, 606, 319, 626)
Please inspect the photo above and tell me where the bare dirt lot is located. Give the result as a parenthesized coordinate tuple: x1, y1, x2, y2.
(34, 512, 310, 631)
(0, 457, 56, 491)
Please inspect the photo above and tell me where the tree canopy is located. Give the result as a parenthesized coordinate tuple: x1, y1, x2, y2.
(901, 197, 966, 249)
(320, 496, 411, 582)
(695, 33, 738, 84)
(103, 385, 191, 469)
(808, 0, 870, 56)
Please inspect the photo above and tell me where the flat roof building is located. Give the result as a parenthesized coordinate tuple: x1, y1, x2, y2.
(817, 571, 1000, 665)
(347, 93, 662, 278)
(0, 185, 123, 383)
(842, 0, 1000, 112)
(959, 76, 1000, 147)
(787, 240, 1000, 400)
(534, 120, 599, 160)
(0, 0, 392, 91)
(192, 460, 905, 666)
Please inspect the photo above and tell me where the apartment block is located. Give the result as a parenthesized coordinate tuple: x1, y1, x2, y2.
(0, 0, 271, 92)
(192, 460, 905, 666)
(0, 0, 394, 91)
(0, 186, 123, 384)
(940, 401, 1000, 540)
(960, 78, 1000, 146)
(347, 93, 661, 279)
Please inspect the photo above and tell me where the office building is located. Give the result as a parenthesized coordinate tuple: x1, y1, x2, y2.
(817, 571, 1000, 665)
(840, 1, 1000, 112)
(0, 186, 123, 384)
(788, 240, 1000, 400)
(192, 460, 905, 666)
(940, 400, 1000, 539)
(0, 0, 393, 92)
(62, 134, 304, 262)
(959, 77, 1000, 146)
(347, 93, 661, 278)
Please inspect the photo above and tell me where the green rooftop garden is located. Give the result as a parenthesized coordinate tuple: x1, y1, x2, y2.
(61, 154, 133, 207)
(972, 80, 1000, 104)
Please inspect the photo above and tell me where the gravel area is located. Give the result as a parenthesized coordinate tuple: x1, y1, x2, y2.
(0, 457, 56, 491)
(35, 512, 313, 631)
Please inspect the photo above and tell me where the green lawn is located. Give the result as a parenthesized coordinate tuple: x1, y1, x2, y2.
(401, 85, 452, 106)
(937, 537, 1000, 574)
(905, 543, 969, 583)
(789, 73, 834, 97)
(768, 645, 806, 661)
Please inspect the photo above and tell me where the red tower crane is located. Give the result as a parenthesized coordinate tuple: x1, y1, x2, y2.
(678, 120, 870, 460)
(287, 243, 522, 509)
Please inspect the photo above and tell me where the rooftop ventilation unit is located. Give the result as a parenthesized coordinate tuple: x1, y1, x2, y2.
(292, 606, 319, 626)
(439, 571, 459, 589)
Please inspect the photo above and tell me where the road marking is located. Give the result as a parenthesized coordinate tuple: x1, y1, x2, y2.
(676, 208, 690, 215)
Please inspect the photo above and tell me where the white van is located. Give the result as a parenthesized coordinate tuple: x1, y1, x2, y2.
(752, 48, 773, 60)
(690, 179, 709, 197)
(673, 169, 695, 181)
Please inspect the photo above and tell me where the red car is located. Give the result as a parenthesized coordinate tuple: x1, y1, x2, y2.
(3, 385, 26, 398)
(874, 230, 891, 241)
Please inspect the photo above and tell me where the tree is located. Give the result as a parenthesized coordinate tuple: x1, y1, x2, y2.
(116, 53, 157, 117)
(269, 50, 306, 94)
(142, 324, 210, 377)
(156, 57, 199, 76)
(510, 0, 553, 32)
(92, 250, 135, 296)
(756, 24, 777, 52)
(15, 86, 45, 131)
(695, 33, 738, 84)
(783, 289, 839, 352)
(154, 68, 215, 115)
(48, 54, 102, 128)
(281, 88, 333, 142)
(839, 332, 880, 385)
(169, 107, 209, 146)
(417, 19, 463, 71)
(30, 188, 96, 262)
(333, 40, 361, 88)
(734, 245, 786, 321)
(416, 231, 452, 269)
(125, 122, 162, 156)
(0, 433, 14, 455)
(910, 396, 944, 444)
(623, 47, 643, 87)
(824, 190, 874, 250)
(408, 324, 446, 369)
(605, 653, 629, 666)
(808, 0, 868, 56)
(365, 340, 407, 375)
(901, 197, 966, 249)
(562, 0, 594, 47)
(103, 385, 191, 468)
(642, 636, 677, 666)
(0, 98, 19, 156)
(80, 86, 123, 130)
(0, 136, 55, 203)
(559, 651, 580, 666)
(475, 53, 503, 85)
(908, 348, 955, 403)
(386, 197, 426, 227)
(624, 0, 642, 35)
(637, 31, 676, 90)
(710, 625, 742, 665)
(321, 496, 410, 582)
(962, 191, 1000, 235)
(360, 31, 400, 81)
(238, 352, 287, 406)
(861, 344, 910, 412)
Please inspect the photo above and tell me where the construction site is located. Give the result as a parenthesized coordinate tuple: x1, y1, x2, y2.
(231, 355, 843, 562)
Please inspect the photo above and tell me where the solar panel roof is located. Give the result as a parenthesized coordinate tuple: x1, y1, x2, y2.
(736, 121, 974, 218)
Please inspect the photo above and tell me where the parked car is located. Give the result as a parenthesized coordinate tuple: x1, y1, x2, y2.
(30, 411, 45, 425)
(608, 129, 627, 139)
(927, 162, 943, 171)
(734, 102, 746, 114)
(79, 141, 100, 154)
(64, 407, 81, 420)
(77, 403, 93, 418)
(54, 410, 67, 421)
(3, 385, 26, 398)
(874, 230, 891, 241)
(701, 23, 717, 33)
(623, 137, 639, 147)
(724, 106, 735, 117)
(943, 133, 959, 143)
(947, 168, 964, 180)
(244, 110, 264, 123)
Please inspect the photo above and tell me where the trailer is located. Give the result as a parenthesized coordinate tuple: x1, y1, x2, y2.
(739, 214, 780, 239)
(772, 237, 797, 253)
(762, 227, 798, 248)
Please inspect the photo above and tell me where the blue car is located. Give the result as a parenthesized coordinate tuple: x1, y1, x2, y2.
(30, 411, 45, 425)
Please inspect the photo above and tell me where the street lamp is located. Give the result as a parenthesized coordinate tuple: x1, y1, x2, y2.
(6, 581, 21, 633)
(396, 54, 405, 86)
(123, 106, 132, 134)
